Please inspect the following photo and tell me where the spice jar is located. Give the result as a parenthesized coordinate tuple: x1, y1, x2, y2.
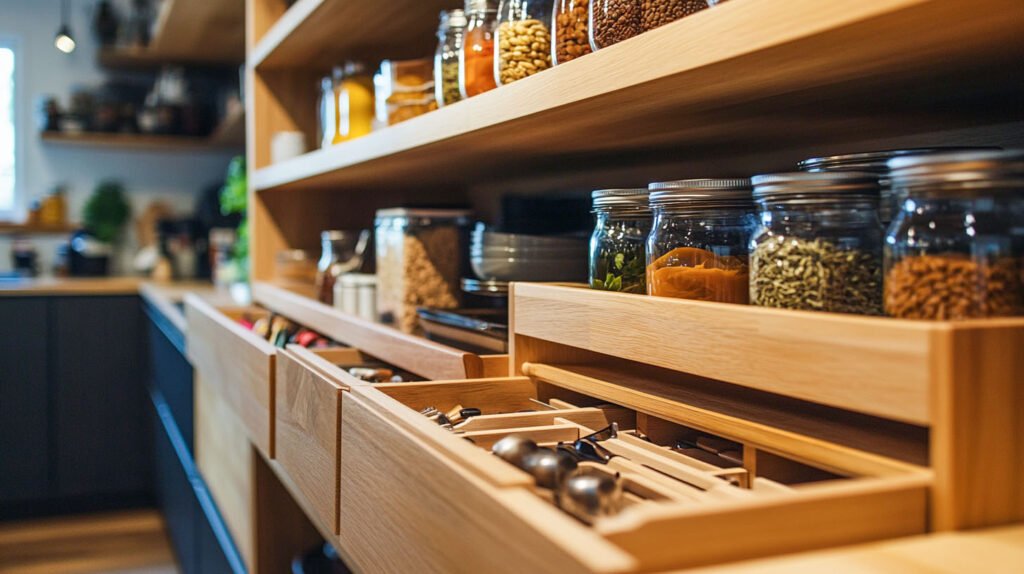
(495, 0, 553, 86)
(590, 0, 641, 50)
(589, 189, 651, 293)
(798, 147, 1000, 229)
(646, 179, 755, 304)
(553, 0, 592, 64)
(750, 172, 884, 315)
(460, 0, 499, 98)
(640, 0, 709, 33)
(435, 9, 467, 107)
(884, 150, 1024, 320)
(375, 208, 471, 333)
(336, 61, 374, 141)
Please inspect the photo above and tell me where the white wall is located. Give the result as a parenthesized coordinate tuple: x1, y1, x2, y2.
(0, 0, 237, 274)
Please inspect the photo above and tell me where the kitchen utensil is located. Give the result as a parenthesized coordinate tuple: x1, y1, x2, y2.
(556, 468, 623, 524)
(491, 435, 538, 469)
(521, 447, 578, 489)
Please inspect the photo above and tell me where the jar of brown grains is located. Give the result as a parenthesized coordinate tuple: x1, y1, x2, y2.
(640, 0, 709, 33)
(884, 150, 1024, 320)
(553, 0, 592, 64)
(495, 0, 553, 86)
(589, 0, 640, 50)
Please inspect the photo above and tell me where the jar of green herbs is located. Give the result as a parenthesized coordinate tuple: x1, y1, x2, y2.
(589, 188, 652, 293)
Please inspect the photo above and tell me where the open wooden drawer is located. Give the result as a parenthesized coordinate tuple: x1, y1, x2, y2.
(339, 373, 932, 573)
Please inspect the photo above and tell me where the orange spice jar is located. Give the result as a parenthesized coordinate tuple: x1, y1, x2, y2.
(645, 179, 756, 304)
(460, 0, 499, 98)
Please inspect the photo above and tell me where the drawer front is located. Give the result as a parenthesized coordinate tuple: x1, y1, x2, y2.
(275, 349, 344, 534)
(185, 295, 276, 457)
(338, 392, 636, 574)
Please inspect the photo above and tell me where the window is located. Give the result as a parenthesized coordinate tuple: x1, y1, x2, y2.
(0, 42, 15, 214)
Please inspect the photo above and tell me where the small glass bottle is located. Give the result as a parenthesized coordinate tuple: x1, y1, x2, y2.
(646, 179, 756, 303)
(330, 66, 345, 145)
(460, 0, 499, 99)
(749, 172, 884, 315)
(495, 0, 553, 86)
(318, 73, 336, 148)
(553, 0, 592, 65)
(435, 9, 468, 107)
(885, 150, 1024, 320)
(589, 189, 651, 294)
(336, 61, 374, 142)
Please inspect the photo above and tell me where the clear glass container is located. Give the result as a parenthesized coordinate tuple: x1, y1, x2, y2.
(460, 0, 499, 98)
(375, 208, 472, 333)
(640, 0, 710, 33)
(318, 71, 337, 148)
(589, 189, 651, 294)
(798, 147, 999, 229)
(381, 58, 437, 125)
(495, 0, 553, 86)
(646, 179, 755, 303)
(336, 61, 374, 142)
(749, 172, 884, 315)
(316, 230, 371, 305)
(435, 9, 468, 107)
(553, 0, 592, 64)
(884, 150, 1024, 320)
(589, 0, 640, 50)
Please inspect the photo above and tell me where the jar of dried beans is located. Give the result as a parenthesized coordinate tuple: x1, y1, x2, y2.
(495, 0, 553, 86)
(884, 150, 1024, 320)
(646, 179, 756, 304)
(553, 0, 592, 64)
(750, 172, 884, 315)
(640, 0, 710, 33)
(435, 9, 468, 107)
(460, 0, 499, 98)
(590, 0, 641, 50)
(589, 189, 651, 294)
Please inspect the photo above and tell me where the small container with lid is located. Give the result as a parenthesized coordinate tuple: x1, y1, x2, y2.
(750, 172, 884, 315)
(646, 179, 756, 303)
(885, 149, 1024, 320)
(336, 61, 374, 141)
(375, 208, 472, 333)
(435, 9, 468, 107)
(380, 59, 438, 125)
(553, 0, 592, 64)
(798, 147, 1000, 227)
(495, 0, 553, 86)
(460, 0, 499, 98)
(589, 189, 651, 293)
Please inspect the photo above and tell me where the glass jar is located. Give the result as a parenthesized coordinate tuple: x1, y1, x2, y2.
(646, 179, 755, 304)
(382, 58, 437, 125)
(589, 189, 651, 293)
(336, 61, 374, 142)
(885, 150, 1024, 320)
(798, 147, 999, 229)
(750, 172, 884, 315)
(641, 0, 710, 33)
(460, 0, 499, 98)
(495, 0, 553, 86)
(435, 9, 467, 107)
(316, 230, 371, 305)
(317, 71, 338, 148)
(589, 0, 640, 50)
(553, 0, 592, 64)
(375, 208, 471, 333)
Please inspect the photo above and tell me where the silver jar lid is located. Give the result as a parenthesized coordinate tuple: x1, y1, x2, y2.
(798, 147, 1001, 173)
(591, 189, 651, 210)
(752, 172, 880, 205)
(648, 178, 753, 208)
(447, 8, 467, 28)
(465, 0, 497, 14)
(888, 149, 1024, 194)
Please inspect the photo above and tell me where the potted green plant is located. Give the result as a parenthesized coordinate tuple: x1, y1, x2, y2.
(71, 181, 131, 276)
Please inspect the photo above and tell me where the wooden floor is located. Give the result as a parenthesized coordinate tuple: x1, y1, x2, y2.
(0, 510, 178, 574)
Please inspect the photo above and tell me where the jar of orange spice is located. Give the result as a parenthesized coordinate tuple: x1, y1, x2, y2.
(460, 0, 499, 98)
(646, 178, 756, 303)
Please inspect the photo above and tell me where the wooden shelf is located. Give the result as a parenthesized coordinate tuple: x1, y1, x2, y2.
(251, 0, 458, 70)
(250, 0, 1024, 193)
(41, 128, 241, 152)
(99, 0, 244, 68)
(251, 281, 505, 380)
(0, 222, 78, 235)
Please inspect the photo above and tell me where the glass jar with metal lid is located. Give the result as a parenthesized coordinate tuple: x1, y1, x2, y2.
(589, 189, 651, 293)
(645, 178, 756, 304)
(798, 147, 1000, 228)
(435, 9, 467, 107)
(749, 172, 884, 315)
(884, 149, 1024, 320)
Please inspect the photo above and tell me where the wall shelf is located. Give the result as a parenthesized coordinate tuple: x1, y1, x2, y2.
(41, 122, 243, 152)
(0, 222, 78, 235)
(249, 0, 1024, 193)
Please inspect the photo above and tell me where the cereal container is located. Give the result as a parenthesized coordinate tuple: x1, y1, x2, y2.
(375, 208, 472, 333)
(553, 0, 593, 65)
(885, 150, 1024, 320)
(495, 0, 553, 86)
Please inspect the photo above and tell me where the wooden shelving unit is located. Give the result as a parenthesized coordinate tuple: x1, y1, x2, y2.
(0, 222, 78, 235)
(41, 122, 242, 152)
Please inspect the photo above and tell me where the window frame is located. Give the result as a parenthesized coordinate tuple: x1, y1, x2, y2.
(0, 34, 22, 220)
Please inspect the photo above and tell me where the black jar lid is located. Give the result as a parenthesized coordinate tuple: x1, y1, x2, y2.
(648, 178, 753, 208)
(798, 147, 1002, 173)
(888, 149, 1024, 194)
(592, 188, 651, 211)
(752, 172, 880, 205)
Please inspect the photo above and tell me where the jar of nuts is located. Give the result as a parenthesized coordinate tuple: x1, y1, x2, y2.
(590, 0, 641, 50)
(553, 0, 592, 65)
(495, 0, 553, 86)
(749, 172, 884, 316)
(640, 0, 710, 33)
(885, 150, 1024, 320)
(375, 208, 472, 333)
